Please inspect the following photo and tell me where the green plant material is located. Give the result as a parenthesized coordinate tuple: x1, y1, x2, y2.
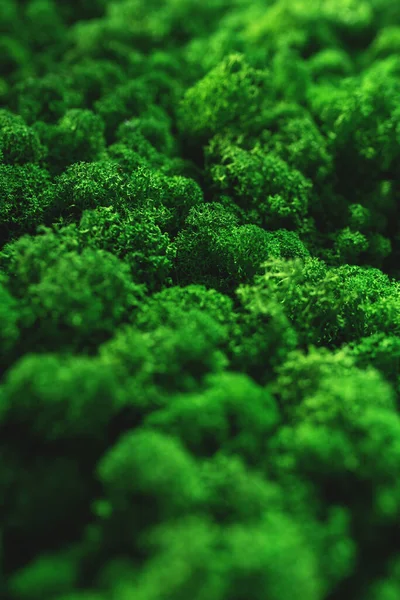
(260, 110, 333, 182)
(199, 453, 282, 524)
(240, 257, 400, 346)
(92, 429, 207, 557)
(42, 109, 107, 171)
(8, 551, 79, 600)
(69, 59, 125, 107)
(0, 353, 128, 441)
(0, 109, 44, 165)
(312, 69, 400, 193)
(78, 206, 175, 290)
(145, 371, 279, 462)
(0, 224, 81, 297)
(100, 310, 228, 393)
(178, 54, 274, 143)
(117, 105, 177, 156)
(206, 136, 312, 228)
(1, 0, 400, 597)
(20, 248, 146, 352)
(9, 74, 82, 124)
(47, 160, 129, 220)
(0, 276, 20, 363)
(307, 48, 354, 82)
(0, 163, 52, 242)
(367, 26, 400, 60)
(135, 284, 234, 330)
(122, 512, 323, 600)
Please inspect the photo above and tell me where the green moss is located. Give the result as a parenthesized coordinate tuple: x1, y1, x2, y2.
(1, 0, 400, 598)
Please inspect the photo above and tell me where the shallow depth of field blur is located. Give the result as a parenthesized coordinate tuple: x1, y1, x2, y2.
(1, 0, 400, 598)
